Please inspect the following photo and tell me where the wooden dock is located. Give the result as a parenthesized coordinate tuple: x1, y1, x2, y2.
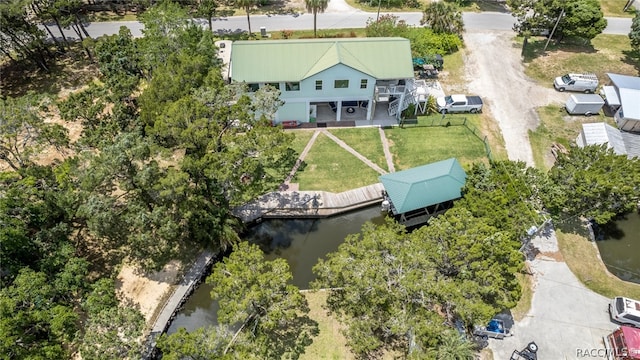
(143, 250, 216, 359)
(233, 183, 385, 223)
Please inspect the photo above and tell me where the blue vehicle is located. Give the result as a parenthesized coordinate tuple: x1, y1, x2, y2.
(473, 318, 513, 340)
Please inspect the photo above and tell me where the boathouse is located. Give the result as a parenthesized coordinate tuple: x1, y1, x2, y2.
(379, 158, 466, 227)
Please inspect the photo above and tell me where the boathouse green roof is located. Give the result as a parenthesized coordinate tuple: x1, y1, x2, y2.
(379, 158, 467, 214)
(230, 37, 413, 83)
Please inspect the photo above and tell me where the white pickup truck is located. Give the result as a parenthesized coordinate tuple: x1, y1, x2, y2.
(436, 94, 483, 114)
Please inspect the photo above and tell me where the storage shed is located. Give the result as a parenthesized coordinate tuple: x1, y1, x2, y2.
(604, 73, 640, 133)
(576, 122, 627, 155)
(379, 158, 466, 227)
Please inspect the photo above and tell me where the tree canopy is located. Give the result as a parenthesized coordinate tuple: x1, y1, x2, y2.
(421, 1, 464, 36)
(160, 242, 317, 359)
(630, 13, 640, 52)
(509, 0, 607, 41)
(365, 14, 462, 55)
(1, 0, 298, 356)
(305, 0, 329, 38)
(546, 144, 640, 225)
(313, 207, 523, 357)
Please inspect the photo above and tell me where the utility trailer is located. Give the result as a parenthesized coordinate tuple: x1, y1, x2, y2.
(510, 342, 539, 360)
(565, 94, 605, 116)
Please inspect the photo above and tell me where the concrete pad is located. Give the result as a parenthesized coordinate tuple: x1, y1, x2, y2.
(489, 231, 617, 359)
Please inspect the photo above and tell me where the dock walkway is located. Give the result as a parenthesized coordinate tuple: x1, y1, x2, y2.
(233, 183, 385, 223)
(143, 250, 216, 358)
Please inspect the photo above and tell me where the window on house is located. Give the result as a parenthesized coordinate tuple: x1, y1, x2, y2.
(248, 83, 260, 92)
(360, 79, 368, 89)
(286, 82, 300, 91)
(315, 80, 322, 90)
(335, 80, 349, 89)
(265, 83, 280, 90)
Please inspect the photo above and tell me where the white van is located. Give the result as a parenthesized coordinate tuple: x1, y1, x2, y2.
(610, 297, 640, 328)
(554, 73, 599, 93)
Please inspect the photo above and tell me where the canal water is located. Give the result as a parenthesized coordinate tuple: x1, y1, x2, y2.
(595, 211, 640, 284)
(168, 206, 386, 333)
(166, 208, 640, 334)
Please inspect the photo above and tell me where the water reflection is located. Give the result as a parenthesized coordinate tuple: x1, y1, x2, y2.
(595, 211, 640, 284)
(168, 206, 386, 333)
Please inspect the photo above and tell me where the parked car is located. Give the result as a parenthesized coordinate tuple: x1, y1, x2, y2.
(610, 297, 640, 328)
(436, 94, 483, 114)
(564, 94, 605, 116)
(604, 326, 640, 360)
(554, 73, 598, 93)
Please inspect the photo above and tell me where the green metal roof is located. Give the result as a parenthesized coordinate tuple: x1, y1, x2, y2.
(379, 158, 467, 214)
(230, 37, 414, 83)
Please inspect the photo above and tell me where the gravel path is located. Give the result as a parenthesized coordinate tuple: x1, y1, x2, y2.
(463, 31, 565, 166)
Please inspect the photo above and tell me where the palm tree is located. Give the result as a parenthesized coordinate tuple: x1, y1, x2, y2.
(305, 0, 329, 38)
(236, 0, 258, 36)
(420, 1, 465, 36)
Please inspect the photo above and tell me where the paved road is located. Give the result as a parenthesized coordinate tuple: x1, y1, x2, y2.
(47, 11, 631, 40)
(489, 230, 617, 359)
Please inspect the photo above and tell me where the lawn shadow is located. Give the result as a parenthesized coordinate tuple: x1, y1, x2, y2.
(472, 0, 510, 13)
(520, 37, 597, 63)
(622, 49, 640, 73)
(555, 216, 592, 239)
(1, 48, 97, 98)
(261, 0, 304, 15)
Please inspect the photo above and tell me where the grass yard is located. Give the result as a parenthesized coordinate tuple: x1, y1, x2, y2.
(293, 132, 381, 192)
(344, 0, 426, 13)
(529, 105, 610, 170)
(290, 130, 316, 156)
(522, 34, 639, 86)
(557, 230, 640, 300)
(511, 270, 534, 321)
(599, 0, 637, 17)
(438, 50, 467, 94)
(301, 290, 400, 360)
(328, 128, 388, 171)
(301, 291, 355, 360)
(384, 117, 489, 171)
(273, 29, 367, 39)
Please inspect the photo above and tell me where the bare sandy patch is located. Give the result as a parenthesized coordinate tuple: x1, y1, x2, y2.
(117, 261, 182, 323)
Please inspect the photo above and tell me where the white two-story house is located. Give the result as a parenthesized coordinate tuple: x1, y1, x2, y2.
(229, 37, 417, 125)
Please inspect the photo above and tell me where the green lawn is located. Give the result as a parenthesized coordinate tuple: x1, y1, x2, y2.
(301, 291, 399, 360)
(384, 117, 488, 171)
(557, 230, 640, 300)
(529, 105, 609, 170)
(522, 34, 638, 86)
(293, 132, 381, 192)
(599, 0, 637, 17)
(438, 50, 467, 94)
(301, 291, 354, 360)
(328, 128, 388, 171)
(291, 118, 491, 192)
(290, 130, 316, 157)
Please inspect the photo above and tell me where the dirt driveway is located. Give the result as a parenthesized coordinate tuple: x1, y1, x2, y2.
(463, 30, 565, 166)
(462, 29, 618, 357)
